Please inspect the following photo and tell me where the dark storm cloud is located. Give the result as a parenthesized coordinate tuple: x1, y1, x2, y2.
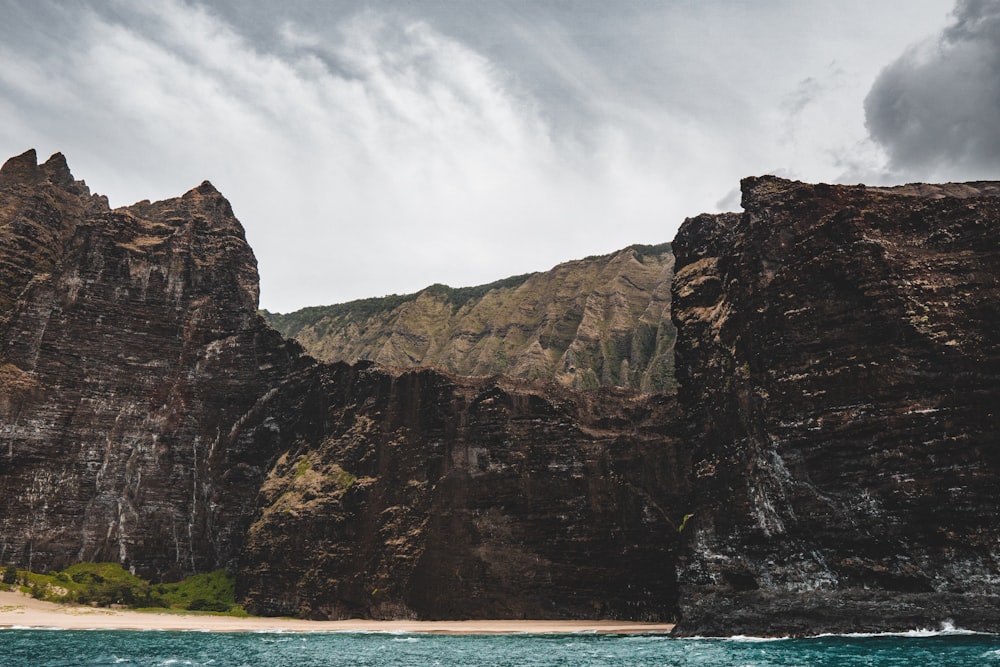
(865, 0, 1000, 178)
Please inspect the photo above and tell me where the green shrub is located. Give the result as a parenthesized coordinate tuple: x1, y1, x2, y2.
(13, 563, 242, 615)
(2, 564, 17, 585)
(187, 598, 232, 612)
(155, 570, 236, 613)
(55, 563, 153, 607)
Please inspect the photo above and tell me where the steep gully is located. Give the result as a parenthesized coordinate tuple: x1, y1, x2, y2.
(0, 150, 997, 633)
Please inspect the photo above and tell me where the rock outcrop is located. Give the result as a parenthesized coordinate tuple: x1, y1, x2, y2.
(0, 150, 685, 620)
(239, 366, 686, 620)
(263, 244, 676, 393)
(670, 177, 1000, 635)
(0, 149, 314, 580)
(5, 149, 1000, 634)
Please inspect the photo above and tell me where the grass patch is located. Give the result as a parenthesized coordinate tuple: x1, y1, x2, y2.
(11, 564, 246, 616)
(294, 455, 312, 479)
(153, 570, 239, 614)
(332, 464, 356, 490)
(23, 562, 154, 607)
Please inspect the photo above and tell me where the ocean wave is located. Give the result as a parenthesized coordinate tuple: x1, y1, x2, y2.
(816, 620, 993, 639)
(249, 629, 423, 636)
(685, 634, 790, 642)
(687, 620, 997, 642)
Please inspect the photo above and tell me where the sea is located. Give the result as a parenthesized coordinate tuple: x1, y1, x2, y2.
(3, 626, 1000, 667)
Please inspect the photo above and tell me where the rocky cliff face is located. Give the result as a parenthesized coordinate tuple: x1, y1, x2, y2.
(0, 149, 315, 579)
(671, 177, 1000, 635)
(0, 150, 685, 621)
(264, 244, 676, 393)
(239, 365, 686, 620)
(6, 148, 1000, 634)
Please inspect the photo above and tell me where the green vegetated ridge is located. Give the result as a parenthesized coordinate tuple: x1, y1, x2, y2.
(3, 562, 245, 615)
(262, 243, 677, 393)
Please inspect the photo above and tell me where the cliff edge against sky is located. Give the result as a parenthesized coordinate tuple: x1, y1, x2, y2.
(671, 176, 1000, 635)
(0, 150, 685, 621)
(263, 243, 676, 394)
(2, 149, 998, 634)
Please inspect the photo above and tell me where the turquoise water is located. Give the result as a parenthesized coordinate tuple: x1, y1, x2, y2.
(3, 629, 999, 666)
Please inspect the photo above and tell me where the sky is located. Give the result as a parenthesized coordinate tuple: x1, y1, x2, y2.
(0, 0, 994, 313)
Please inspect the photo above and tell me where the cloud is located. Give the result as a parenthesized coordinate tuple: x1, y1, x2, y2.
(0, 0, 684, 312)
(864, 0, 1000, 179)
(0, 0, 957, 310)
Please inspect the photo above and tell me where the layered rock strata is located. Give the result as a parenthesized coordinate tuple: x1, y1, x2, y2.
(671, 177, 1000, 635)
(0, 150, 685, 620)
(0, 149, 314, 580)
(264, 244, 676, 393)
(239, 367, 685, 620)
(6, 148, 1000, 633)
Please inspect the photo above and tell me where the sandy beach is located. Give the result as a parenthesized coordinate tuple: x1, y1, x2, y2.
(0, 591, 674, 635)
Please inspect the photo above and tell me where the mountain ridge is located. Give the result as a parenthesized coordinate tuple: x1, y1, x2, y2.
(671, 174, 1000, 635)
(3, 149, 999, 634)
(0, 149, 685, 620)
(263, 242, 677, 393)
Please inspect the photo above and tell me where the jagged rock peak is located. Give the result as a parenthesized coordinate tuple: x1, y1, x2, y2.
(740, 174, 797, 193)
(191, 179, 221, 196)
(176, 179, 239, 230)
(738, 175, 819, 210)
(0, 149, 91, 197)
(0, 149, 295, 577)
(121, 178, 243, 239)
(40, 152, 73, 185)
(0, 148, 42, 186)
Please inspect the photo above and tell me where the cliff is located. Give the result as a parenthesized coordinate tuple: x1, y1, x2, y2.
(238, 366, 685, 620)
(263, 244, 676, 393)
(670, 177, 1000, 635)
(5, 148, 1000, 634)
(0, 150, 686, 620)
(0, 149, 315, 579)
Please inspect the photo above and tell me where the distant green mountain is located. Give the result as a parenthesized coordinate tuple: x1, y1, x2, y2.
(262, 243, 676, 393)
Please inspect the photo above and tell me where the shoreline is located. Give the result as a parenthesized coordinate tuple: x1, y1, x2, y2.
(0, 591, 674, 635)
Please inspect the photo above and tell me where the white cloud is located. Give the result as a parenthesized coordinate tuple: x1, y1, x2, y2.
(2, 0, 685, 311)
(0, 0, 957, 312)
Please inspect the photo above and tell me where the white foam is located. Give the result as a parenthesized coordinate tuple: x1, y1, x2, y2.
(813, 620, 990, 639)
(688, 619, 995, 642)
(728, 634, 791, 642)
(686, 634, 790, 642)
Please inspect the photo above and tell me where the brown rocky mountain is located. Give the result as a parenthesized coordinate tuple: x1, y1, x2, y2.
(0, 149, 314, 579)
(0, 150, 686, 619)
(262, 244, 676, 393)
(671, 176, 1000, 635)
(2, 149, 999, 634)
(237, 369, 685, 620)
